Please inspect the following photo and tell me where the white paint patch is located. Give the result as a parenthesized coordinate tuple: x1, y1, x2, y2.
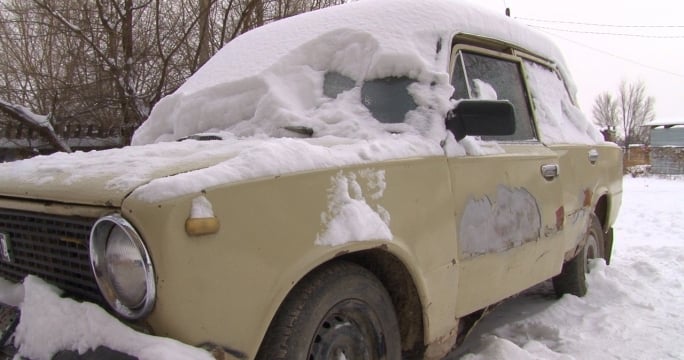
(459, 185, 541, 257)
(190, 195, 214, 219)
(316, 170, 391, 246)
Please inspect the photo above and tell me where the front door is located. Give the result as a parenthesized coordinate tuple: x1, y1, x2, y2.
(447, 46, 566, 316)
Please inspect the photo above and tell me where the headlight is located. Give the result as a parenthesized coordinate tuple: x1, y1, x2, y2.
(90, 214, 155, 319)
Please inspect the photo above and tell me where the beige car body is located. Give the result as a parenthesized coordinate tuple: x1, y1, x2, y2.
(0, 1, 622, 359)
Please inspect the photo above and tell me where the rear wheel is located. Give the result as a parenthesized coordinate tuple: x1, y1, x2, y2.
(553, 213, 604, 297)
(256, 261, 401, 360)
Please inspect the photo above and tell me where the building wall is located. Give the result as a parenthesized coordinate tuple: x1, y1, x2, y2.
(651, 147, 684, 175)
(624, 145, 650, 169)
(649, 126, 684, 174)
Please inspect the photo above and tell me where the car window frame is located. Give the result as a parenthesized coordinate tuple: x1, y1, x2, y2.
(448, 42, 541, 144)
(513, 49, 579, 108)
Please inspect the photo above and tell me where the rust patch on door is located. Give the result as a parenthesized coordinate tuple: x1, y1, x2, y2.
(583, 189, 593, 207)
(555, 206, 565, 231)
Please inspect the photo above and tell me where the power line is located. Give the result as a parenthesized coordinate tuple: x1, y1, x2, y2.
(535, 29, 684, 79)
(528, 24, 684, 39)
(516, 16, 684, 28)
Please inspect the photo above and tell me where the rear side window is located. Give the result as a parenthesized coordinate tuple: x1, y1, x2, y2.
(451, 50, 537, 141)
(522, 59, 601, 144)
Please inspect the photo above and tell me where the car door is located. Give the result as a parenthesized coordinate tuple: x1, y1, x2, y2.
(520, 57, 624, 258)
(447, 45, 566, 316)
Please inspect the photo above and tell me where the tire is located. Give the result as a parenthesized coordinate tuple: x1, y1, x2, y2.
(552, 213, 604, 297)
(256, 261, 402, 360)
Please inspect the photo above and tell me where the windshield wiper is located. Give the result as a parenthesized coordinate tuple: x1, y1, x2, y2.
(178, 134, 224, 142)
(283, 126, 314, 137)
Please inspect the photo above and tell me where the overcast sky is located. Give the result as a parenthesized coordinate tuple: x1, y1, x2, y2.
(475, 0, 684, 121)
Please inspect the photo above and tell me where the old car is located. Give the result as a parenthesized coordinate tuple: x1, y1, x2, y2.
(0, 0, 621, 359)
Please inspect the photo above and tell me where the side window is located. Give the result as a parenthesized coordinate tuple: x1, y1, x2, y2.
(451, 50, 537, 141)
(522, 59, 588, 144)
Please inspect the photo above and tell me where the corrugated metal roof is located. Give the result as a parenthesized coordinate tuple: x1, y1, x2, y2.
(644, 118, 684, 127)
(651, 128, 684, 147)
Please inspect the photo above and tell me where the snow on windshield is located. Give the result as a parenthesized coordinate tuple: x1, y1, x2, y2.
(131, 0, 573, 146)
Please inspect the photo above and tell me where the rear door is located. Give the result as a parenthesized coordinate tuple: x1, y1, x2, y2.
(447, 45, 566, 316)
(521, 58, 623, 255)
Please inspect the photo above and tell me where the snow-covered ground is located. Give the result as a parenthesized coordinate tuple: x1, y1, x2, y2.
(449, 175, 684, 360)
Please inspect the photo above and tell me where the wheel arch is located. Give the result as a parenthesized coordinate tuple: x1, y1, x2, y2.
(593, 192, 615, 264)
(260, 246, 427, 358)
(339, 249, 426, 357)
(593, 193, 609, 232)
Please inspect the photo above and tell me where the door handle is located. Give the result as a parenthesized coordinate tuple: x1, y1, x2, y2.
(588, 149, 599, 165)
(541, 164, 560, 180)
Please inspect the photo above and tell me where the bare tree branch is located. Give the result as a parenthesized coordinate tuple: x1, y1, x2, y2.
(618, 80, 655, 148)
(592, 92, 618, 131)
(0, 98, 71, 152)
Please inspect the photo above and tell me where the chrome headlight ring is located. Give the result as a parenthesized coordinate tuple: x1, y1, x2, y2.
(89, 214, 156, 320)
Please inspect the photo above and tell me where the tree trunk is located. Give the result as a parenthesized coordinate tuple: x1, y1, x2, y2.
(197, 0, 212, 67)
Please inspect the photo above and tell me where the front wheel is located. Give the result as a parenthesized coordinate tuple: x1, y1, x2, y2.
(552, 213, 605, 297)
(256, 261, 401, 360)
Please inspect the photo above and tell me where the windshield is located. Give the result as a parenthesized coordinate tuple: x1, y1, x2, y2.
(324, 72, 417, 125)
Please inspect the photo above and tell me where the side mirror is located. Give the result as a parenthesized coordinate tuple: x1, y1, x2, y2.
(446, 100, 516, 141)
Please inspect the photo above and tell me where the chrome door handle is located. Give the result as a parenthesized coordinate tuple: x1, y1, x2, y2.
(541, 164, 560, 180)
(588, 149, 599, 165)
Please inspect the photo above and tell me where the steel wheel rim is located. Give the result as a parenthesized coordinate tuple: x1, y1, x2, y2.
(585, 231, 599, 271)
(308, 300, 385, 360)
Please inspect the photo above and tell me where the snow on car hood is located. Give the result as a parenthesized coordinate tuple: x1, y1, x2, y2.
(0, 134, 443, 206)
(132, 0, 569, 146)
(0, 138, 241, 206)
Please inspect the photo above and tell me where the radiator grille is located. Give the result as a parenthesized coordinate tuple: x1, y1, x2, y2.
(0, 208, 104, 305)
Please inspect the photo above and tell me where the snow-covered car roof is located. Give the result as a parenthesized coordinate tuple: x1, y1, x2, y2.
(132, 0, 570, 145)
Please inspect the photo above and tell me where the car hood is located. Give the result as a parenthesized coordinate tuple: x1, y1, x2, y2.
(0, 134, 445, 207)
(0, 138, 244, 207)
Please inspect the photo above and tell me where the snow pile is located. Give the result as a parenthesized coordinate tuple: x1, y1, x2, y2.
(472, 79, 499, 101)
(449, 176, 684, 359)
(316, 170, 392, 246)
(189, 195, 214, 218)
(132, 135, 443, 203)
(0, 276, 213, 360)
(0, 133, 443, 204)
